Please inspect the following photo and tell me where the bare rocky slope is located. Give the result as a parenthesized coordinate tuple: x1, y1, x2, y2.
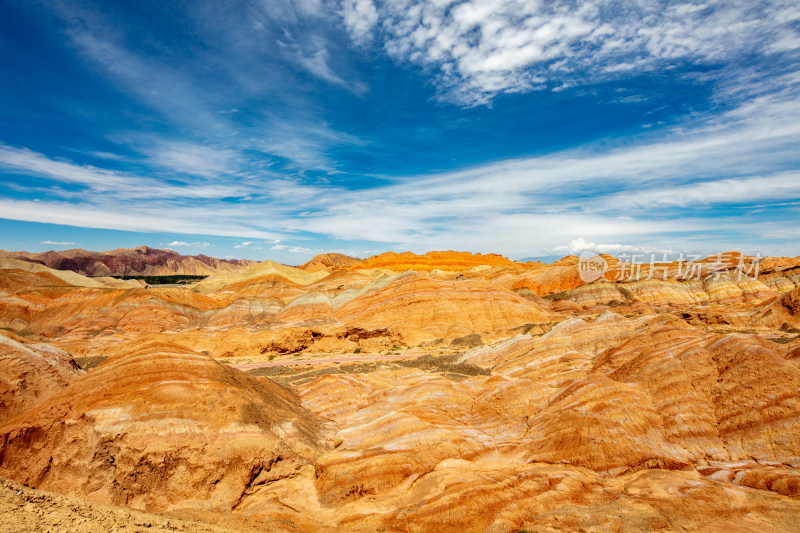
(0, 246, 255, 277)
(0, 477, 234, 533)
(0, 249, 799, 531)
(300, 253, 361, 272)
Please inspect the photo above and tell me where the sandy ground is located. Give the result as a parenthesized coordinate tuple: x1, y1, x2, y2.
(0, 478, 236, 533)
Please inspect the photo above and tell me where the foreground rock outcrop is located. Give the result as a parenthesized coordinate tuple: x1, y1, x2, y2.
(0, 344, 329, 512)
(0, 477, 232, 533)
(0, 332, 83, 422)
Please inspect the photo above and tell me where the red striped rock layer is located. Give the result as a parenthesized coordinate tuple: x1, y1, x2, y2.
(290, 315, 800, 524)
(334, 272, 558, 338)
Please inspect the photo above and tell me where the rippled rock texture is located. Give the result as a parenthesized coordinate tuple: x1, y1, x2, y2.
(0, 250, 799, 531)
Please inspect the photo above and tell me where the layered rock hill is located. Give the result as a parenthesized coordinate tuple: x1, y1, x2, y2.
(333, 271, 559, 338)
(248, 313, 800, 531)
(1, 249, 800, 531)
(351, 250, 516, 271)
(0, 343, 329, 513)
(193, 260, 329, 293)
(752, 284, 800, 330)
(300, 253, 361, 272)
(0, 257, 142, 289)
(0, 246, 255, 277)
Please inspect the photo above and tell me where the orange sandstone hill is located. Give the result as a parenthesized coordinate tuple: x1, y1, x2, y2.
(0, 246, 255, 277)
(300, 253, 361, 272)
(351, 250, 516, 271)
(0, 343, 329, 514)
(0, 249, 799, 531)
(333, 271, 559, 338)
(0, 331, 84, 422)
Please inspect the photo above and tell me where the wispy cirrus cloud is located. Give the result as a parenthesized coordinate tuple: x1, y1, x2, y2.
(1, 70, 798, 257)
(46, 0, 363, 174)
(0, 197, 285, 240)
(0, 144, 250, 199)
(281, 36, 368, 95)
(166, 240, 212, 248)
(148, 143, 239, 177)
(1, 1, 798, 261)
(602, 171, 800, 210)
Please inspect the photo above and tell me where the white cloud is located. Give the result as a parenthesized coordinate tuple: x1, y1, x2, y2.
(0, 144, 249, 199)
(260, 120, 363, 171)
(149, 142, 238, 177)
(268, 243, 313, 254)
(288, 246, 313, 253)
(552, 238, 674, 255)
(285, 38, 367, 94)
(342, 0, 378, 44)
(0, 67, 798, 258)
(167, 241, 212, 248)
(48, 2, 362, 175)
(342, 0, 800, 105)
(0, 198, 283, 240)
(40, 240, 78, 245)
(0, 144, 129, 190)
(278, 77, 800, 254)
(603, 172, 800, 209)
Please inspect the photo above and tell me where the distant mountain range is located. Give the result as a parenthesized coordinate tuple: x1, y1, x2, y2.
(0, 246, 257, 277)
(0, 248, 557, 278)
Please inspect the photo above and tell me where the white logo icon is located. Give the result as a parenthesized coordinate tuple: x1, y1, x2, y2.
(578, 250, 608, 282)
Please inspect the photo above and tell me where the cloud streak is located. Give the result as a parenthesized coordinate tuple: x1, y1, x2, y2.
(2, 72, 797, 257)
(1, 0, 798, 260)
(167, 241, 212, 248)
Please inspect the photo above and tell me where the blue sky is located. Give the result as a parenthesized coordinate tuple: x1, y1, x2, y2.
(0, 0, 799, 263)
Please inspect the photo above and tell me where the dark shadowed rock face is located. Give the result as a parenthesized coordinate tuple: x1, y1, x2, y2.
(0, 246, 255, 277)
